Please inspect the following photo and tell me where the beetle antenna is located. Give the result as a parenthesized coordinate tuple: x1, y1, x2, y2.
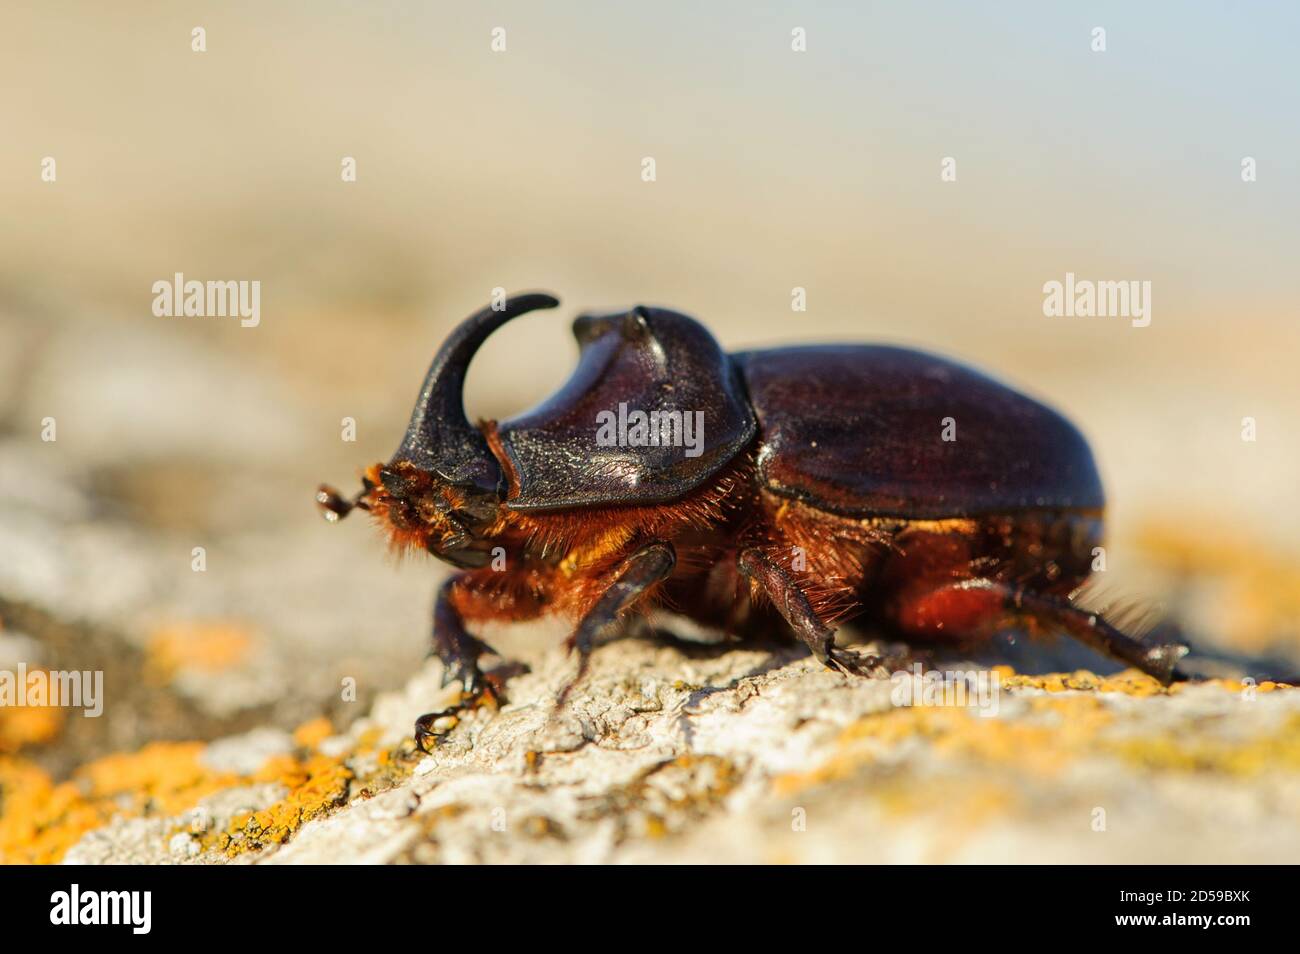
(316, 477, 374, 523)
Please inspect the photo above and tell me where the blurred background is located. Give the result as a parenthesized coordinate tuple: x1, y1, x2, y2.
(2, 2, 1298, 770)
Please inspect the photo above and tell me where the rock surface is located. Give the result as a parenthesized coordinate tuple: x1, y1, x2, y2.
(13, 638, 1294, 865)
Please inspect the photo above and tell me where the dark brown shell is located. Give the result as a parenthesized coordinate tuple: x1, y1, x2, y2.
(496, 307, 756, 510)
(735, 345, 1104, 518)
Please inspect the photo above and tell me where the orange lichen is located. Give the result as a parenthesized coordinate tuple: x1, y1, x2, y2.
(79, 741, 237, 814)
(0, 759, 101, 864)
(1000, 668, 1170, 696)
(145, 622, 254, 683)
(999, 667, 1290, 696)
(0, 729, 385, 864)
(774, 689, 1300, 803)
(0, 694, 65, 754)
(0, 742, 236, 864)
(1107, 713, 1300, 776)
(214, 754, 354, 856)
(292, 717, 334, 751)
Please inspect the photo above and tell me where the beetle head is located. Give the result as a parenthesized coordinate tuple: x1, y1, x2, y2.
(318, 292, 560, 568)
(362, 458, 502, 567)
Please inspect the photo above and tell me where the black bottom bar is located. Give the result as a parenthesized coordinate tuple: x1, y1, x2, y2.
(0, 864, 1286, 941)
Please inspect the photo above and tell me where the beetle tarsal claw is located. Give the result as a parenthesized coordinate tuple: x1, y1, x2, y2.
(438, 661, 500, 704)
(412, 680, 504, 752)
(1145, 642, 1191, 683)
(824, 646, 883, 677)
(439, 660, 478, 691)
(413, 709, 461, 753)
(555, 650, 593, 710)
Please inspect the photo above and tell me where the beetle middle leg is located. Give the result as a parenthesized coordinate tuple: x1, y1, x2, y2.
(737, 547, 880, 676)
(889, 578, 1190, 685)
(557, 541, 677, 705)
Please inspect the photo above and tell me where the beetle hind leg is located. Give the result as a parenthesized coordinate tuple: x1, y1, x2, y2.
(1020, 587, 1190, 684)
(737, 548, 883, 677)
(889, 578, 1190, 685)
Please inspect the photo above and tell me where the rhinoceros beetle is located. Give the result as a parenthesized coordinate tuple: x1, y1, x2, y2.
(319, 292, 1190, 749)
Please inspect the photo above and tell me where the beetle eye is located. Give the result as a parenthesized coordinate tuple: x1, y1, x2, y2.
(379, 466, 411, 497)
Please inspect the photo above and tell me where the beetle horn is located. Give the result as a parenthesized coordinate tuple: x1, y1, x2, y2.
(393, 292, 560, 495)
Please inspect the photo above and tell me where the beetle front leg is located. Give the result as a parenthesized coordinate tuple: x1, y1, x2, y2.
(738, 548, 879, 676)
(414, 574, 504, 752)
(557, 541, 676, 704)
